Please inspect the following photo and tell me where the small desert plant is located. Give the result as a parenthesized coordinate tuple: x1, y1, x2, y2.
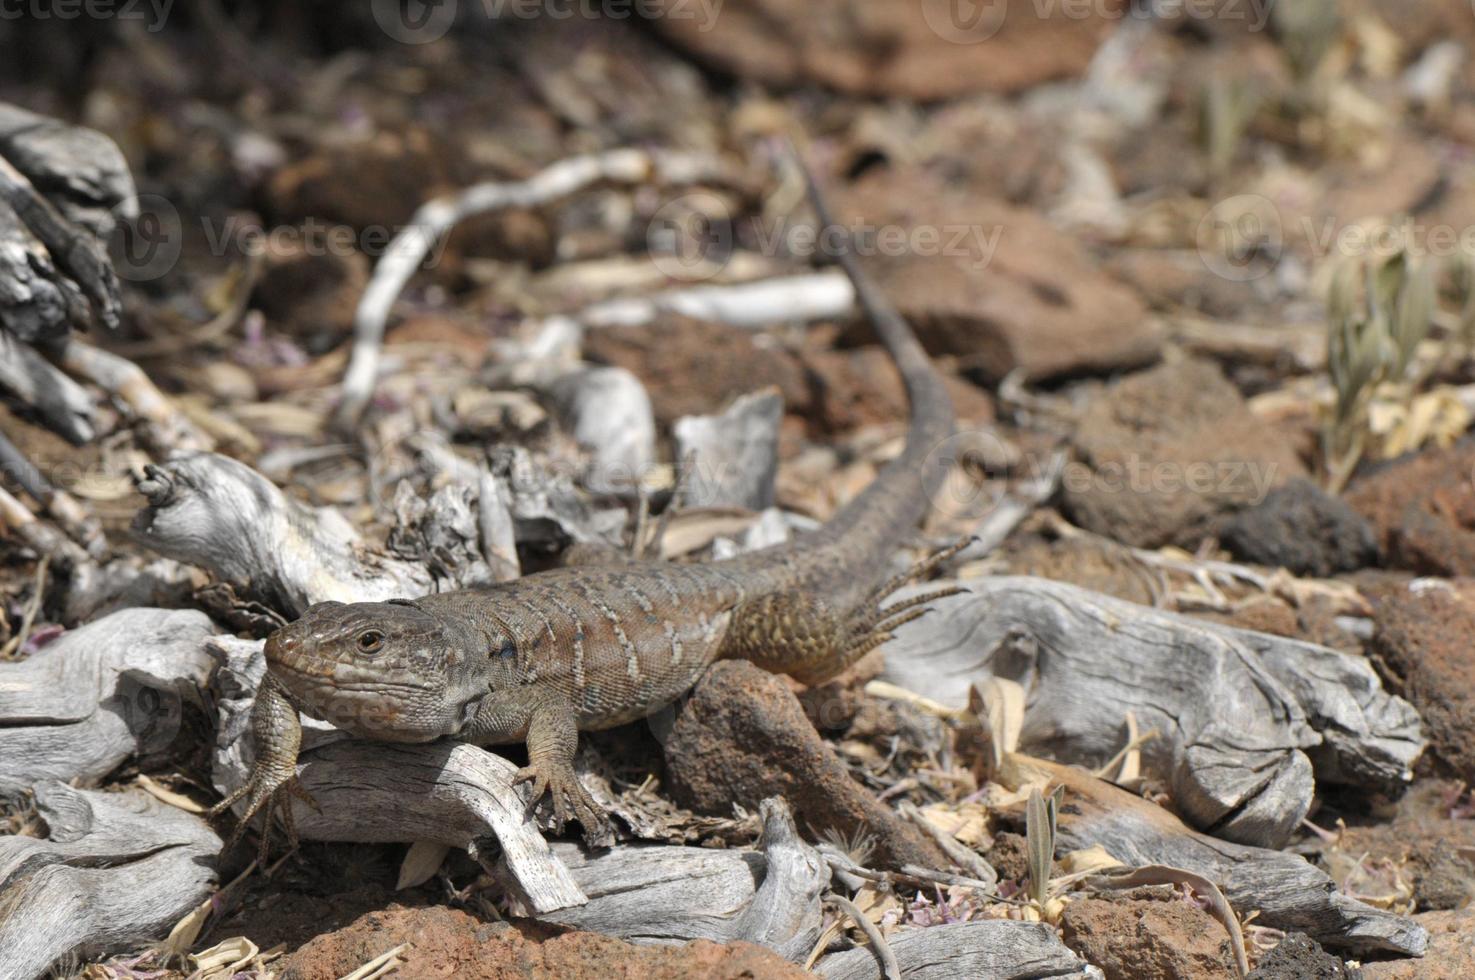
(1322, 246, 1435, 492)
(1025, 784, 1066, 908)
(1450, 252, 1475, 352)
(1201, 76, 1263, 180)
(1271, 0, 1342, 81)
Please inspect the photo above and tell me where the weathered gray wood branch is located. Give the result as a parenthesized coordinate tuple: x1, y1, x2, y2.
(132, 452, 433, 615)
(1006, 755, 1425, 957)
(0, 330, 94, 444)
(0, 607, 218, 793)
(881, 578, 1422, 848)
(0, 783, 219, 980)
(817, 920, 1099, 980)
(0, 101, 132, 340)
(536, 798, 826, 962)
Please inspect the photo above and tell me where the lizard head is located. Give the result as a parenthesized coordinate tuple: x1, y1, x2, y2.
(265, 598, 497, 742)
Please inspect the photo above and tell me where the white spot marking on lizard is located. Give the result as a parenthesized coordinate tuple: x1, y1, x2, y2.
(628, 584, 655, 616)
(581, 584, 641, 683)
(546, 593, 587, 691)
(663, 620, 683, 664)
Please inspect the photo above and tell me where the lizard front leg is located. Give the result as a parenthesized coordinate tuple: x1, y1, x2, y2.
(469, 689, 610, 841)
(210, 671, 319, 862)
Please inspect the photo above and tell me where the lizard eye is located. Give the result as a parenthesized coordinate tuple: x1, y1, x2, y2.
(496, 639, 516, 659)
(357, 630, 385, 654)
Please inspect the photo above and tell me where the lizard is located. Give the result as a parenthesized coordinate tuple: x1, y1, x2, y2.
(212, 154, 963, 854)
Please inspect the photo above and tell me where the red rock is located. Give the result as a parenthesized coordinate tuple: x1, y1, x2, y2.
(583, 315, 810, 429)
(1059, 888, 1242, 980)
(643, 0, 1125, 100)
(665, 659, 947, 870)
(1367, 581, 1475, 786)
(252, 234, 369, 350)
(832, 167, 1160, 383)
(1061, 358, 1306, 548)
(277, 905, 809, 980)
(798, 343, 994, 432)
(1345, 442, 1475, 577)
(266, 129, 452, 230)
(1359, 909, 1475, 980)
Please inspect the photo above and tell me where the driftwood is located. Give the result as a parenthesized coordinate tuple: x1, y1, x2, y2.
(0, 159, 120, 342)
(0, 607, 218, 793)
(537, 798, 826, 961)
(52, 338, 211, 454)
(0, 330, 94, 444)
(336, 147, 729, 429)
(0, 782, 219, 980)
(1005, 755, 1426, 957)
(210, 636, 586, 914)
(674, 389, 783, 511)
(545, 365, 656, 495)
(817, 921, 1099, 980)
(0, 102, 136, 243)
(578, 269, 854, 330)
(881, 578, 1422, 848)
(379, 435, 627, 552)
(132, 451, 432, 615)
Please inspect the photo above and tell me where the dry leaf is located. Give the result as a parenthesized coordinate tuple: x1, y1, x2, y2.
(189, 937, 259, 979)
(397, 840, 451, 890)
(1059, 845, 1123, 876)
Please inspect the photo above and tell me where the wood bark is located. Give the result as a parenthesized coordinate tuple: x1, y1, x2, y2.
(131, 451, 433, 615)
(0, 607, 218, 793)
(1004, 755, 1426, 957)
(881, 578, 1422, 848)
(817, 920, 1098, 980)
(536, 798, 826, 962)
(0, 783, 219, 980)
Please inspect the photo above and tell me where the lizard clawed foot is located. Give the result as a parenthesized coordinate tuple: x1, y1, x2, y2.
(209, 769, 320, 867)
(513, 761, 611, 844)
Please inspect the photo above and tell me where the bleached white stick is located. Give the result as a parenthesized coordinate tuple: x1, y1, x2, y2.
(335, 148, 725, 430)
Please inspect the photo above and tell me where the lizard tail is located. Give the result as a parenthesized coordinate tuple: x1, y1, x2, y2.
(788, 153, 957, 605)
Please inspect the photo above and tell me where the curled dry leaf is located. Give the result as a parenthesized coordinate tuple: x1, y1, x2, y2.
(188, 937, 261, 979)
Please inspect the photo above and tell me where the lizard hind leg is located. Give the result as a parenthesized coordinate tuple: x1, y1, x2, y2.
(729, 539, 970, 687)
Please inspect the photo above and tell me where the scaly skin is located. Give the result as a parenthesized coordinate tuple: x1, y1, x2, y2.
(213, 160, 959, 848)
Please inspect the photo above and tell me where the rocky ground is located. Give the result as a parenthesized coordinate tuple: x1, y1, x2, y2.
(4, 1, 1475, 978)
